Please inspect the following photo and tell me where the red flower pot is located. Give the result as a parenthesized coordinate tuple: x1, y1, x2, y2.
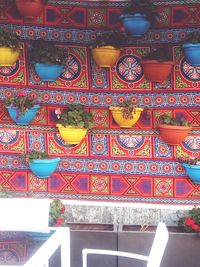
(158, 124, 192, 145)
(15, 0, 44, 19)
(142, 60, 174, 82)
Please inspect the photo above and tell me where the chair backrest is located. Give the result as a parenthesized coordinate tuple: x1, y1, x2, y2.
(147, 222, 169, 267)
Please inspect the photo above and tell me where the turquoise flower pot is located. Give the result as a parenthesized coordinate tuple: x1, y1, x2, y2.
(120, 13, 150, 37)
(34, 63, 64, 82)
(182, 163, 200, 184)
(182, 43, 200, 66)
(7, 105, 40, 125)
(29, 158, 60, 179)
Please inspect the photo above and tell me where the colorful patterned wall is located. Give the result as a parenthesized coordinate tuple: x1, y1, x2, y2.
(0, 0, 199, 204)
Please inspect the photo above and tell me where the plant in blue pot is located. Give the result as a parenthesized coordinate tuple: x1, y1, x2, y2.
(25, 150, 60, 179)
(119, 0, 157, 37)
(182, 31, 200, 66)
(30, 39, 69, 82)
(179, 157, 200, 184)
(4, 91, 40, 125)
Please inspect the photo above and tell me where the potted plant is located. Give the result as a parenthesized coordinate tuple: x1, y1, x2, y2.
(4, 91, 40, 125)
(55, 104, 93, 145)
(25, 150, 60, 178)
(182, 31, 200, 66)
(15, 0, 49, 19)
(30, 39, 69, 82)
(141, 47, 174, 82)
(49, 199, 67, 227)
(109, 99, 144, 128)
(119, 0, 157, 37)
(178, 206, 200, 232)
(0, 28, 21, 66)
(158, 113, 192, 145)
(178, 157, 200, 184)
(91, 31, 125, 68)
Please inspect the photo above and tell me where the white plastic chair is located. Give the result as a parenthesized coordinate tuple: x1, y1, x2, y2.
(82, 222, 168, 267)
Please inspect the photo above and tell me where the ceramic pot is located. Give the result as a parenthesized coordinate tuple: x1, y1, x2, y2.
(34, 63, 64, 82)
(56, 124, 88, 144)
(182, 163, 200, 184)
(29, 158, 60, 178)
(0, 47, 20, 66)
(182, 43, 200, 66)
(15, 0, 44, 19)
(92, 46, 121, 68)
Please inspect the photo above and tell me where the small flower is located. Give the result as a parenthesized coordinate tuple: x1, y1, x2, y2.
(185, 217, 194, 226)
(55, 108, 61, 119)
(18, 91, 26, 97)
(56, 217, 64, 226)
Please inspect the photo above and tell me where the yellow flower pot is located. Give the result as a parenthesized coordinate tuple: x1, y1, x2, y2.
(0, 47, 20, 66)
(92, 46, 121, 68)
(109, 107, 144, 128)
(56, 124, 88, 144)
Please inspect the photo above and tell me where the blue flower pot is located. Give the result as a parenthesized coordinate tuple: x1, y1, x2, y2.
(29, 158, 60, 179)
(34, 63, 64, 82)
(6, 105, 40, 125)
(120, 13, 150, 37)
(182, 163, 200, 184)
(182, 43, 200, 66)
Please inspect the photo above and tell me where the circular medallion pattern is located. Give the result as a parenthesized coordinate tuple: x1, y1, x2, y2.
(0, 131, 18, 144)
(117, 135, 144, 149)
(0, 61, 19, 76)
(182, 136, 200, 151)
(61, 54, 81, 80)
(180, 59, 200, 81)
(116, 55, 142, 82)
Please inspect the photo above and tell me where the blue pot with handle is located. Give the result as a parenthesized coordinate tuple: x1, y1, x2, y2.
(34, 63, 64, 82)
(182, 163, 200, 184)
(120, 13, 150, 37)
(7, 105, 40, 125)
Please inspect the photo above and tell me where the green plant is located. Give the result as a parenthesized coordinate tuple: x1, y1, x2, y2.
(183, 31, 200, 44)
(92, 31, 126, 49)
(117, 100, 137, 120)
(30, 39, 68, 65)
(122, 0, 157, 22)
(49, 199, 67, 227)
(25, 149, 48, 163)
(178, 157, 200, 166)
(158, 114, 191, 126)
(142, 47, 173, 62)
(55, 104, 93, 129)
(4, 91, 36, 114)
(178, 206, 200, 233)
(0, 28, 21, 50)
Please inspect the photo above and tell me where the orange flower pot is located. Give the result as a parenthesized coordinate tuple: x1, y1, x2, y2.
(15, 0, 44, 19)
(158, 124, 192, 145)
(142, 60, 174, 82)
(92, 46, 121, 68)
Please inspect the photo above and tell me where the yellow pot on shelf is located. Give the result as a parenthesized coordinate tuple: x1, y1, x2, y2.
(92, 46, 121, 68)
(109, 107, 144, 128)
(56, 124, 88, 144)
(0, 47, 20, 66)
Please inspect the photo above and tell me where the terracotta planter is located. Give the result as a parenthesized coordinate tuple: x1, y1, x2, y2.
(109, 107, 144, 128)
(92, 46, 121, 68)
(0, 47, 20, 66)
(142, 60, 174, 82)
(56, 124, 88, 144)
(158, 124, 192, 145)
(15, 0, 44, 19)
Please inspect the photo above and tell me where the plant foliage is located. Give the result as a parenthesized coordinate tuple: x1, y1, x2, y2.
(119, 100, 136, 120)
(122, 0, 157, 22)
(25, 149, 48, 162)
(49, 199, 67, 227)
(142, 47, 173, 62)
(4, 91, 36, 114)
(55, 104, 93, 129)
(179, 206, 200, 233)
(0, 28, 21, 50)
(183, 31, 200, 44)
(30, 39, 68, 65)
(178, 157, 200, 166)
(158, 114, 191, 126)
(92, 31, 126, 49)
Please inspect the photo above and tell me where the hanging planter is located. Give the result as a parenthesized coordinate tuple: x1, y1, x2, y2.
(25, 150, 60, 179)
(15, 0, 48, 19)
(55, 104, 93, 145)
(141, 47, 174, 82)
(30, 39, 68, 82)
(109, 100, 143, 128)
(119, 0, 157, 37)
(0, 28, 21, 66)
(158, 114, 192, 145)
(6, 105, 40, 125)
(34, 63, 64, 82)
(182, 32, 200, 66)
(4, 91, 39, 125)
(179, 157, 200, 184)
(91, 32, 125, 68)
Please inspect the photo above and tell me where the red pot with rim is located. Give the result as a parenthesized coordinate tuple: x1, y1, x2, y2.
(15, 0, 44, 19)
